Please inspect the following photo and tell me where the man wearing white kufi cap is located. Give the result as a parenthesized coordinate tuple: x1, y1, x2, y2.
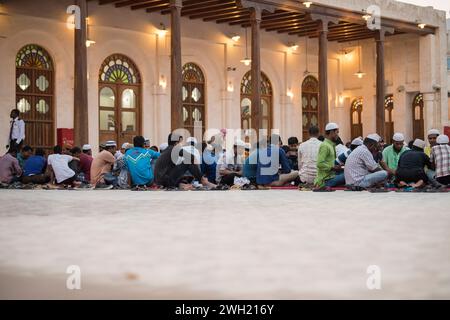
(344, 134, 389, 188)
(430, 135, 450, 185)
(335, 137, 363, 167)
(314, 122, 344, 188)
(382, 132, 409, 171)
(425, 129, 440, 156)
(396, 139, 434, 188)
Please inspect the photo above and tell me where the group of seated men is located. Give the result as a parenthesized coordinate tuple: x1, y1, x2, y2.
(1, 124, 449, 191)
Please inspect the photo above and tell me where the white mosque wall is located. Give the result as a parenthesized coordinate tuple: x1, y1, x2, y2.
(0, 0, 447, 153)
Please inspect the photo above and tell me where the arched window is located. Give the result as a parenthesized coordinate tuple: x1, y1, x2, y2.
(412, 93, 424, 140)
(301, 75, 319, 141)
(15, 44, 54, 152)
(182, 63, 206, 136)
(350, 98, 363, 139)
(240, 71, 273, 132)
(384, 94, 394, 143)
(99, 54, 141, 147)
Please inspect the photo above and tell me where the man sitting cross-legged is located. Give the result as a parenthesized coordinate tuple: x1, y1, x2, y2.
(382, 133, 409, 172)
(124, 136, 160, 188)
(217, 140, 246, 186)
(0, 146, 22, 184)
(344, 134, 389, 189)
(154, 133, 215, 190)
(47, 145, 80, 187)
(430, 135, 450, 186)
(90, 141, 117, 189)
(21, 148, 49, 184)
(314, 122, 345, 188)
(396, 139, 435, 189)
(256, 134, 298, 187)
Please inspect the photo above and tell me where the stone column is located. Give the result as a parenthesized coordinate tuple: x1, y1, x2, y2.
(74, 0, 88, 146)
(170, 0, 183, 131)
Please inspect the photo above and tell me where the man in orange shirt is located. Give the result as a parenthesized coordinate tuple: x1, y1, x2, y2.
(90, 141, 117, 189)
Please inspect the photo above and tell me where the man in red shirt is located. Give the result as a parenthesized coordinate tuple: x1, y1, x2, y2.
(71, 145, 93, 183)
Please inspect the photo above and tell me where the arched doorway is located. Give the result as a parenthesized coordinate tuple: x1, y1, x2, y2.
(301, 75, 319, 141)
(412, 93, 424, 140)
(182, 63, 206, 136)
(15, 44, 54, 152)
(98, 54, 141, 147)
(350, 98, 363, 139)
(240, 71, 273, 132)
(384, 94, 394, 143)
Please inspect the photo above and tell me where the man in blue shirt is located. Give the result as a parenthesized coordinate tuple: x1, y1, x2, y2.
(256, 135, 298, 186)
(21, 148, 49, 184)
(124, 136, 160, 187)
(243, 142, 259, 184)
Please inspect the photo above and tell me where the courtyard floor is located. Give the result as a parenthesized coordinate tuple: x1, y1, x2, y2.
(0, 189, 449, 299)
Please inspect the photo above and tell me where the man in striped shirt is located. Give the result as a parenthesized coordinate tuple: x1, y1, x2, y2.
(430, 134, 450, 185)
(344, 134, 389, 188)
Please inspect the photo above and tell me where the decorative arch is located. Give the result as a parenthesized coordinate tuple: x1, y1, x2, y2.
(98, 54, 142, 147)
(15, 44, 55, 151)
(412, 93, 424, 140)
(240, 71, 273, 132)
(350, 98, 363, 139)
(182, 62, 206, 136)
(99, 54, 141, 84)
(384, 94, 394, 143)
(301, 75, 319, 141)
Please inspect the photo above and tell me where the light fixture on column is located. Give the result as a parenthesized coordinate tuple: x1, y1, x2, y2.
(287, 88, 294, 99)
(303, 1, 313, 8)
(159, 74, 167, 89)
(157, 23, 168, 37)
(416, 20, 426, 29)
(303, 36, 309, 76)
(354, 42, 366, 79)
(288, 42, 299, 51)
(361, 9, 371, 21)
(231, 34, 240, 42)
(85, 18, 96, 47)
(240, 27, 251, 66)
(227, 80, 234, 92)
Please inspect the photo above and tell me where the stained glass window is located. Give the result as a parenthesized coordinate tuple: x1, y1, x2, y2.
(240, 71, 272, 132)
(99, 54, 141, 84)
(182, 63, 206, 136)
(301, 75, 319, 141)
(182, 63, 205, 83)
(16, 44, 53, 70)
(384, 94, 394, 110)
(240, 71, 273, 95)
(302, 75, 319, 93)
(15, 44, 55, 151)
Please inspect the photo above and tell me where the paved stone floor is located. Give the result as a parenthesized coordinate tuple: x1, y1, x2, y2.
(0, 189, 449, 299)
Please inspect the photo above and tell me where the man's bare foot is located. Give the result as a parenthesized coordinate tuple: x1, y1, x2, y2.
(398, 181, 408, 187)
(179, 183, 194, 190)
(412, 180, 424, 188)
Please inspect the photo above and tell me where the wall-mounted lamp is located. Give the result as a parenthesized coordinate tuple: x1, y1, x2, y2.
(287, 89, 294, 99)
(288, 42, 299, 51)
(416, 21, 426, 29)
(159, 74, 167, 89)
(303, 2, 313, 8)
(231, 34, 240, 42)
(361, 9, 371, 21)
(227, 80, 234, 92)
(157, 23, 168, 37)
(85, 18, 96, 47)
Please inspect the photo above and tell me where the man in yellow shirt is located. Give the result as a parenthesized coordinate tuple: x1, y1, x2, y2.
(424, 129, 440, 156)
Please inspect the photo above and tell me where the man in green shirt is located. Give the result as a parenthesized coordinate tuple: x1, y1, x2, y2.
(314, 122, 343, 188)
(382, 133, 409, 171)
